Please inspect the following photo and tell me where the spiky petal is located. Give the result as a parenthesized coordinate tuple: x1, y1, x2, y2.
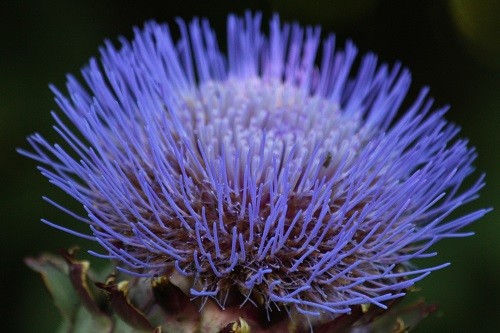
(21, 12, 488, 319)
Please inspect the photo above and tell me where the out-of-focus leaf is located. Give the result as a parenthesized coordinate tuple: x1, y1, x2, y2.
(25, 254, 79, 322)
(449, 0, 500, 69)
(96, 277, 154, 331)
(60, 248, 109, 316)
(70, 307, 113, 333)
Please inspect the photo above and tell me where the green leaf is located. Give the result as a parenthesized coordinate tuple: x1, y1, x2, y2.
(27, 252, 114, 332)
(60, 248, 109, 316)
(25, 254, 79, 322)
(70, 307, 113, 333)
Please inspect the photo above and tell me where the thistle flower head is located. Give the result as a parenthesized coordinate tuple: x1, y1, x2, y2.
(22, 12, 487, 322)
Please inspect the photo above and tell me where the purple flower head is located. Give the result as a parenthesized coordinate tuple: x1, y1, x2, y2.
(21, 12, 487, 318)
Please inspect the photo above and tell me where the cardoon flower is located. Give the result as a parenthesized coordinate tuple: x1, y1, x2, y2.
(22, 12, 488, 333)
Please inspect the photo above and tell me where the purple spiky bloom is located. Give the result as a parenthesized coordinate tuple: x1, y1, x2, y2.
(21, 12, 487, 320)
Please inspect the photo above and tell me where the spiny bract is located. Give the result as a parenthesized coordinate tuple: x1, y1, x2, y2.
(22, 12, 487, 324)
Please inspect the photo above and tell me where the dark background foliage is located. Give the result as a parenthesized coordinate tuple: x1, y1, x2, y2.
(1, 0, 498, 332)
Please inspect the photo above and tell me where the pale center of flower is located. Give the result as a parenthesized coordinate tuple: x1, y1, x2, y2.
(179, 77, 369, 190)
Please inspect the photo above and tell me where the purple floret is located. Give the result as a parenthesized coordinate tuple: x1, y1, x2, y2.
(20, 12, 488, 317)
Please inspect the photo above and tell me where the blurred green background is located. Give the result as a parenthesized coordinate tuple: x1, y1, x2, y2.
(1, 0, 498, 331)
